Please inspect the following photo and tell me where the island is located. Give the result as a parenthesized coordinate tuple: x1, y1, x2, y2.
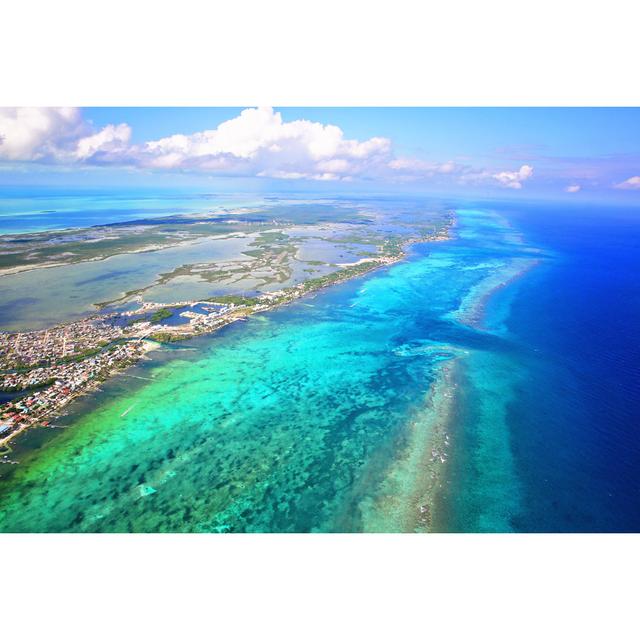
(0, 204, 453, 452)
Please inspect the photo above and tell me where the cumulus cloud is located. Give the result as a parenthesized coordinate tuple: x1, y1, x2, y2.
(565, 184, 581, 193)
(132, 107, 392, 180)
(386, 157, 532, 189)
(0, 106, 538, 188)
(491, 165, 534, 189)
(0, 107, 131, 163)
(454, 164, 535, 190)
(0, 107, 83, 160)
(615, 176, 640, 190)
(74, 123, 131, 161)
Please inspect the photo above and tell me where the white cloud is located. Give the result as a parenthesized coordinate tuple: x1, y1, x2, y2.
(454, 164, 535, 190)
(492, 164, 534, 189)
(0, 107, 83, 160)
(0, 107, 538, 188)
(74, 123, 131, 161)
(388, 157, 466, 176)
(615, 176, 640, 190)
(0, 107, 130, 163)
(134, 107, 392, 180)
(565, 184, 581, 193)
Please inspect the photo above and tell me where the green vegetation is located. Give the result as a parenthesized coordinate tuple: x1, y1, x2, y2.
(299, 260, 378, 292)
(0, 212, 286, 274)
(381, 238, 404, 257)
(149, 332, 190, 343)
(252, 231, 290, 244)
(0, 377, 56, 393)
(332, 234, 380, 245)
(150, 308, 174, 323)
(58, 347, 103, 364)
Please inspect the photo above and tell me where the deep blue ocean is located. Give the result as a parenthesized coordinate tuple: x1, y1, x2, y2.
(482, 201, 640, 531)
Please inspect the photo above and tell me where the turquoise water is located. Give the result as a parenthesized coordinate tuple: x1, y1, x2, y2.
(0, 187, 265, 234)
(0, 208, 542, 532)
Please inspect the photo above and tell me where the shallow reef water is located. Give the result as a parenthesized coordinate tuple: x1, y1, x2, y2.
(2, 203, 638, 532)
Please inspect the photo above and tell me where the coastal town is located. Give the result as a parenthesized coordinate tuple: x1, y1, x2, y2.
(1, 219, 452, 453)
(0, 298, 248, 451)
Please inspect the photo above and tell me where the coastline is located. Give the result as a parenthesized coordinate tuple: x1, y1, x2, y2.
(0, 340, 158, 454)
(0, 216, 454, 453)
(0, 207, 548, 533)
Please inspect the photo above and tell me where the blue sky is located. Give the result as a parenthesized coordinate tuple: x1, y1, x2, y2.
(1, 107, 639, 200)
(83, 107, 640, 158)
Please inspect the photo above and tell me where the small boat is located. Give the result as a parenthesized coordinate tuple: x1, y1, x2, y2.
(120, 403, 137, 418)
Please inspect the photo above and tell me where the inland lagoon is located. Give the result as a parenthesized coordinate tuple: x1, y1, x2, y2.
(0, 204, 639, 532)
